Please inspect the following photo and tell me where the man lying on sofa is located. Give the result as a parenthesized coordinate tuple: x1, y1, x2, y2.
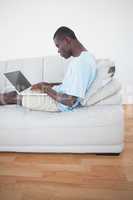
(0, 26, 97, 112)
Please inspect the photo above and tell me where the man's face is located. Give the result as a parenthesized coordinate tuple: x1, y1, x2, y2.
(54, 36, 72, 59)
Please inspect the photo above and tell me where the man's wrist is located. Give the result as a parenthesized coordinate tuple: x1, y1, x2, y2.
(44, 86, 51, 93)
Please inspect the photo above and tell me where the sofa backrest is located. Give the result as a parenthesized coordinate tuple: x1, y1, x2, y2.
(0, 55, 71, 92)
(43, 55, 71, 82)
(0, 57, 43, 92)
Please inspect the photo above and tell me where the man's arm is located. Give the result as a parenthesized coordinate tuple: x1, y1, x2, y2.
(31, 82, 77, 107)
(45, 86, 77, 107)
(32, 82, 62, 90)
(48, 82, 62, 87)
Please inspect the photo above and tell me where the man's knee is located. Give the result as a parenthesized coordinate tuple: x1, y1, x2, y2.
(22, 95, 59, 112)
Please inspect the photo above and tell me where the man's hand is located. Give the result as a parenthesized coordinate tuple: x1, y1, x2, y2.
(31, 82, 62, 92)
(31, 82, 50, 92)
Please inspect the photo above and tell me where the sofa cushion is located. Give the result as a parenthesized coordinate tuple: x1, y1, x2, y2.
(85, 59, 115, 98)
(96, 91, 122, 105)
(0, 105, 121, 128)
(81, 79, 121, 106)
(43, 55, 71, 82)
(4, 57, 43, 92)
(0, 105, 123, 147)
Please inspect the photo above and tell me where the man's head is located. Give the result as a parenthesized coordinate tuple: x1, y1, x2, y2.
(53, 26, 77, 59)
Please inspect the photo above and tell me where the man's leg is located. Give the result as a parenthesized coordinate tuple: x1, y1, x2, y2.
(0, 91, 22, 105)
(0, 90, 59, 111)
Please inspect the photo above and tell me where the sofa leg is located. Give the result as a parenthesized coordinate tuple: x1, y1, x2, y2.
(96, 153, 120, 156)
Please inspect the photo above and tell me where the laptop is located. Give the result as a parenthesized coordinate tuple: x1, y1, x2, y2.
(4, 71, 47, 96)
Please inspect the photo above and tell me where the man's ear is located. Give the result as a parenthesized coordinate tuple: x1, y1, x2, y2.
(64, 36, 72, 43)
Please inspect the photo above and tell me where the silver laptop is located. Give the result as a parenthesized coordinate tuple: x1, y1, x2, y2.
(4, 71, 47, 96)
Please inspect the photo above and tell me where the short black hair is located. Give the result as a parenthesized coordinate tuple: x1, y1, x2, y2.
(53, 26, 77, 40)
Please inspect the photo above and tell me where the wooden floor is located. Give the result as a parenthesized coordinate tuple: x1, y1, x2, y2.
(0, 105, 133, 200)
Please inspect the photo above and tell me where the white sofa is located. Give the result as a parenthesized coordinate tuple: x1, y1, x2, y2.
(0, 55, 124, 154)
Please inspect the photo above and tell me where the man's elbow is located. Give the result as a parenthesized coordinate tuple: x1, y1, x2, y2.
(57, 94, 77, 107)
(67, 96, 77, 107)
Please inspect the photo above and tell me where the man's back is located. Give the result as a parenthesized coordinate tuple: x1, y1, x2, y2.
(53, 51, 97, 112)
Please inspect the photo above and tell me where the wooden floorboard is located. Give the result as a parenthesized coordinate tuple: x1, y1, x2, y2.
(0, 105, 133, 200)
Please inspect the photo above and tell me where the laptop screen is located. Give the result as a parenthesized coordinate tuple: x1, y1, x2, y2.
(4, 71, 31, 92)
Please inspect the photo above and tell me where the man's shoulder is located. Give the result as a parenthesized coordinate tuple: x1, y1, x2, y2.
(70, 51, 96, 67)
(71, 51, 95, 62)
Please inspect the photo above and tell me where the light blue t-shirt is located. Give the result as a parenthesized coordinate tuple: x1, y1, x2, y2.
(53, 51, 97, 112)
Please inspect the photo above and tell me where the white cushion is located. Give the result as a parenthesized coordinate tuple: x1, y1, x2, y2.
(81, 79, 121, 106)
(96, 91, 122, 105)
(84, 59, 115, 98)
(96, 59, 115, 80)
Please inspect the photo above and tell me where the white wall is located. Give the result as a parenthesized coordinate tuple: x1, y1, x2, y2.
(0, 0, 133, 103)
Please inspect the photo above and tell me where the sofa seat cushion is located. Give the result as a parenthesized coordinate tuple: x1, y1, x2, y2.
(0, 104, 122, 128)
(0, 105, 123, 147)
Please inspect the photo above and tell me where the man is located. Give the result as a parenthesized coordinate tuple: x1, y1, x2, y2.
(0, 26, 97, 112)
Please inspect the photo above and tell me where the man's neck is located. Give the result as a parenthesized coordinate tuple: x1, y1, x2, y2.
(71, 40, 87, 57)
